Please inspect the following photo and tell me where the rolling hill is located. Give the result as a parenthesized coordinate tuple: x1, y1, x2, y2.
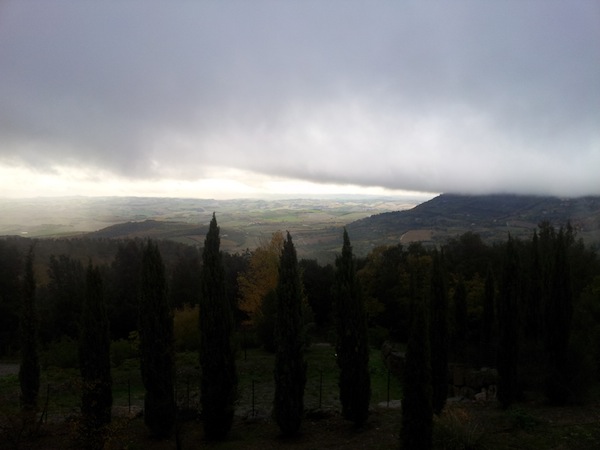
(346, 193, 600, 256)
(80, 194, 600, 261)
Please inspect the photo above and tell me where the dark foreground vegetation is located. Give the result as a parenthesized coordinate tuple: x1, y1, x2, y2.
(1, 347, 600, 449)
(1, 213, 600, 448)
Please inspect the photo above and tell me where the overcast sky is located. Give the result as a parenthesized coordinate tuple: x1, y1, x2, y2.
(1, 1, 598, 199)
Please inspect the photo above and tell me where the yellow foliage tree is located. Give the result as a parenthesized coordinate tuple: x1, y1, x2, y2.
(237, 231, 284, 324)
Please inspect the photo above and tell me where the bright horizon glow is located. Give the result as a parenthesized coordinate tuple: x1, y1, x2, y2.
(1, 164, 437, 200)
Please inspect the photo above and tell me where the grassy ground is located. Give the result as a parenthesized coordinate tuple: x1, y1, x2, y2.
(1, 345, 600, 449)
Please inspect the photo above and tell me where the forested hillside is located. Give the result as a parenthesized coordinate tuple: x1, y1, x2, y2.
(348, 194, 600, 255)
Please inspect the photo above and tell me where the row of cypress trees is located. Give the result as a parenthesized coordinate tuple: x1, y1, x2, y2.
(17, 217, 373, 441)
(19, 244, 114, 446)
(203, 224, 372, 438)
(496, 227, 576, 408)
(399, 225, 581, 449)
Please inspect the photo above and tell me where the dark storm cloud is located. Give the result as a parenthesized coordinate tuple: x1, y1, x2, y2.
(0, 1, 598, 195)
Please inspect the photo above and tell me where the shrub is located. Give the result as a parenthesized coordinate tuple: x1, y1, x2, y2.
(433, 405, 485, 450)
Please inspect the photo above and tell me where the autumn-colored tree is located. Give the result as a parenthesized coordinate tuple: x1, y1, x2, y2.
(238, 231, 283, 324)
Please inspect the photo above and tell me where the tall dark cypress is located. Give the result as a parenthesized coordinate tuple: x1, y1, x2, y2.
(429, 250, 448, 415)
(273, 232, 306, 436)
(544, 228, 573, 405)
(526, 230, 543, 341)
(453, 276, 468, 363)
(199, 213, 237, 440)
(401, 267, 433, 450)
(19, 244, 39, 412)
(79, 263, 112, 433)
(497, 235, 520, 408)
(139, 240, 175, 438)
(333, 229, 370, 426)
(480, 264, 496, 368)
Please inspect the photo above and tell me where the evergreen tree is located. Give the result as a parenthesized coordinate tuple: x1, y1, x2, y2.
(333, 229, 370, 426)
(139, 240, 175, 438)
(0, 240, 22, 356)
(452, 276, 468, 362)
(79, 263, 112, 434)
(170, 246, 201, 309)
(300, 259, 334, 330)
(19, 244, 39, 411)
(401, 268, 433, 450)
(46, 254, 85, 340)
(544, 227, 573, 405)
(255, 289, 278, 352)
(273, 232, 306, 436)
(107, 241, 141, 339)
(497, 235, 520, 408)
(199, 213, 237, 439)
(526, 230, 543, 341)
(480, 264, 496, 368)
(429, 250, 448, 415)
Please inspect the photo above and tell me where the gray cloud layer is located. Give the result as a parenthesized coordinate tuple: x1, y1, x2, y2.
(1, 1, 599, 195)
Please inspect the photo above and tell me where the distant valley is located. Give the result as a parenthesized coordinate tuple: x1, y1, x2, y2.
(0, 196, 425, 262)
(2, 194, 600, 263)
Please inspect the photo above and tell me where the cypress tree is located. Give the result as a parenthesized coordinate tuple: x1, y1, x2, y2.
(333, 229, 370, 426)
(453, 276, 468, 363)
(79, 263, 112, 436)
(497, 235, 520, 408)
(430, 250, 448, 415)
(19, 244, 39, 412)
(544, 228, 573, 405)
(401, 268, 433, 450)
(480, 264, 496, 368)
(199, 213, 237, 439)
(526, 230, 543, 341)
(273, 232, 306, 436)
(139, 240, 175, 438)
